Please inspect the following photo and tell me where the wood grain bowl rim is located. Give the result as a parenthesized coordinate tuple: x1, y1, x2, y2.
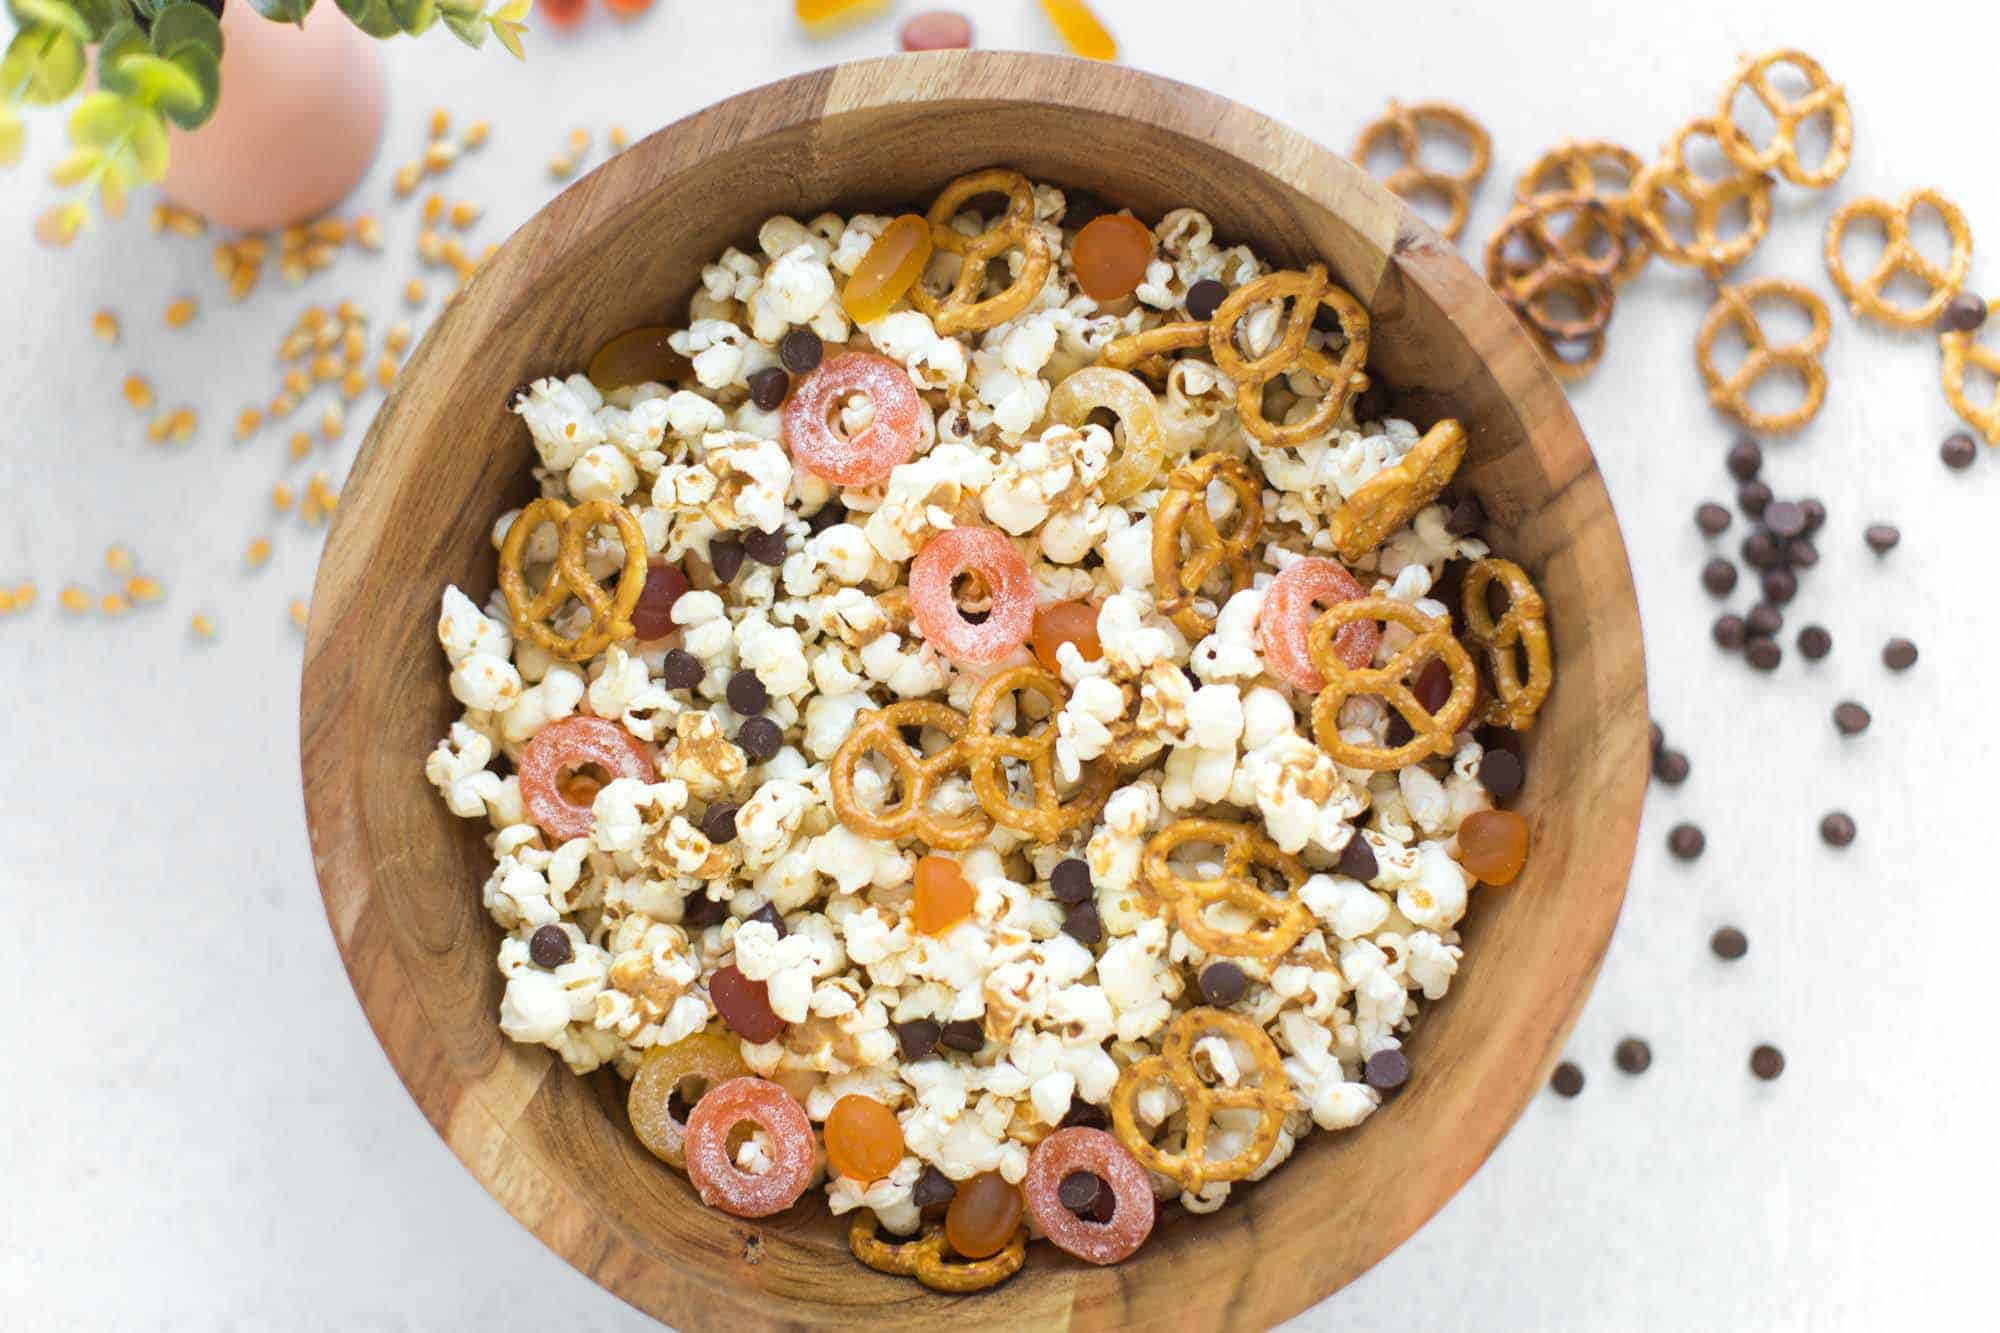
(302, 52, 1647, 1333)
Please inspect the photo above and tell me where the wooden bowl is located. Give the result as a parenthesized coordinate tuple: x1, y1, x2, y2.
(302, 53, 1647, 1332)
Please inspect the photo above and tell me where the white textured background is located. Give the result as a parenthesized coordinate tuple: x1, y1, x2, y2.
(4, 2, 1997, 1329)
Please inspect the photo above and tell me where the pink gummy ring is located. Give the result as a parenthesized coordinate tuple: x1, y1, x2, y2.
(1259, 557, 1380, 692)
(909, 526, 1035, 665)
(517, 715, 655, 842)
(1023, 1126, 1156, 1265)
(682, 1076, 816, 1219)
(781, 351, 924, 486)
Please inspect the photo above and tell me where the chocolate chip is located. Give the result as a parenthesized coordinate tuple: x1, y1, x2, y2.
(1060, 1096, 1110, 1130)
(897, 1019, 941, 1061)
(1364, 1048, 1410, 1091)
(778, 328, 823, 374)
(1652, 749, 1690, 785)
(1198, 961, 1247, 1006)
(1746, 637, 1782, 671)
(1760, 568, 1797, 604)
(1784, 537, 1818, 568)
(529, 924, 572, 968)
(1667, 823, 1705, 860)
(1701, 558, 1738, 596)
(1883, 637, 1918, 671)
(1412, 657, 1453, 713)
(1062, 187, 1108, 230)
(1819, 811, 1855, 847)
(911, 1164, 956, 1209)
(1614, 1037, 1652, 1074)
(726, 670, 769, 715)
(1550, 1062, 1585, 1098)
(701, 802, 740, 844)
(746, 902, 786, 938)
(1738, 480, 1772, 517)
(709, 537, 746, 582)
(1480, 748, 1524, 799)
(1864, 523, 1900, 554)
(1762, 500, 1805, 539)
(1726, 438, 1763, 480)
(1050, 857, 1093, 903)
(1797, 625, 1831, 660)
(940, 1019, 985, 1053)
(1058, 1170, 1106, 1216)
(682, 892, 728, 929)
(807, 501, 846, 534)
(1695, 502, 1732, 535)
(1062, 899, 1102, 946)
(744, 527, 788, 566)
(737, 715, 782, 762)
(1747, 603, 1784, 637)
(1749, 1044, 1786, 1080)
(1712, 614, 1747, 650)
(1943, 432, 1977, 470)
(1833, 700, 1871, 735)
(1184, 277, 1227, 321)
(1741, 530, 1782, 569)
(660, 648, 703, 690)
(1352, 379, 1394, 425)
(1800, 498, 1826, 534)
(1384, 712, 1415, 748)
(1939, 291, 1987, 333)
(1445, 492, 1487, 537)
(1710, 926, 1748, 960)
(747, 366, 789, 411)
(1336, 834, 1377, 882)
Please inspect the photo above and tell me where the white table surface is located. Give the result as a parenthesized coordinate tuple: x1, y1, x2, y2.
(6, 1, 1998, 1328)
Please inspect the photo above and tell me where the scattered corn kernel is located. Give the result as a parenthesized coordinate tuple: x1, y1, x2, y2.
(278, 332, 310, 363)
(280, 256, 308, 285)
(211, 242, 238, 280)
(548, 155, 576, 180)
(289, 598, 309, 630)
(422, 195, 445, 226)
(126, 575, 162, 602)
(14, 583, 36, 610)
(123, 376, 155, 411)
(384, 321, 412, 354)
(289, 430, 312, 460)
(191, 613, 216, 638)
(168, 408, 196, 444)
(235, 407, 263, 441)
(271, 483, 296, 513)
(404, 278, 427, 306)
(449, 201, 482, 230)
(105, 545, 134, 572)
(480, 243, 497, 262)
(424, 141, 459, 173)
(336, 300, 363, 324)
(101, 592, 129, 615)
(342, 327, 366, 364)
(0, 588, 15, 614)
(298, 306, 329, 333)
(567, 128, 590, 153)
(341, 367, 366, 400)
(283, 368, 311, 397)
(311, 217, 350, 245)
(164, 205, 205, 237)
(271, 392, 299, 420)
(246, 536, 273, 568)
(92, 309, 120, 344)
(430, 106, 451, 138)
(238, 235, 268, 263)
(322, 403, 345, 440)
(314, 322, 341, 353)
(60, 584, 90, 613)
(354, 215, 384, 251)
(375, 353, 399, 389)
(394, 162, 424, 196)
(312, 352, 342, 383)
(227, 265, 258, 302)
(608, 126, 629, 152)
(464, 120, 490, 149)
(417, 230, 445, 264)
(165, 297, 198, 329)
(146, 411, 173, 444)
(305, 243, 339, 271)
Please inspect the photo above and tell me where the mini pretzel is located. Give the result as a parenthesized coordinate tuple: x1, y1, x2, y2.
(1716, 49, 1852, 189)
(911, 168, 1053, 335)
(1150, 453, 1264, 640)
(1308, 596, 1477, 770)
(1505, 262, 1616, 384)
(1352, 101, 1492, 241)
(1208, 264, 1371, 449)
(498, 498, 647, 661)
(828, 700, 989, 851)
(1462, 558, 1553, 730)
(1101, 320, 1208, 381)
(1485, 197, 1623, 383)
(1327, 419, 1466, 563)
(964, 664, 1114, 842)
(1695, 278, 1830, 436)
(1516, 138, 1651, 286)
(1824, 189, 1973, 330)
(1141, 818, 1312, 959)
(1630, 118, 1773, 275)
(1109, 1007, 1293, 1193)
(1941, 299, 2000, 444)
(847, 1212, 1026, 1293)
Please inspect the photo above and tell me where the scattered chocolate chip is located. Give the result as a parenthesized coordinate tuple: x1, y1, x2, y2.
(911, 1163, 956, 1209)
(1819, 811, 1856, 847)
(1726, 438, 1763, 480)
(1939, 291, 1987, 334)
(1761, 568, 1798, 604)
(1943, 432, 1977, 470)
(1833, 701, 1871, 735)
(1336, 834, 1378, 882)
(1050, 857, 1094, 904)
(1649, 721, 1663, 757)
(1784, 537, 1818, 568)
(1652, 748, 1690, 785)
(1747, 603, 1784, 637)
(1199, 962, 1248, 1006)
(1059, 1096, 1110, 1130)
(682, 892, 728, 929)
(1799, 498, 1826, 534)
(1062, 899, 1102, 946)
(940, 1019, 985, 1053)
(1746, 637, 1782, 671)
(1749, 1044, 1786, 1080)
(1695, 502, 1733, 535)
(1480, 748, 1524, 799)
(726, 669, 769, 715)
(1738, 480, 1773, 517)
(1864, 523, 1900, 554)
(1797, 624, 1832, 660)
(1614, 1037, 1652, 1074)
(1668, 823, 1706, 860)
(709, 537, 746, 582)
(1763, 499, 1806, 538)
(1741, 530, 1783, 569)
(701, 802, 740, 845)
(897, 1019, 942, 1061)
(1883, 637, 1918, 671)
(1710, 926, 1748, 960)
(660, 648, 704, 690)
(743, 527, 788, 566)
(1701, 558, 1739, 596)
(778, 327, 823, 374)
(746, 902, 787, 938)
(807, 501, 846, 533)
(1712, 614, 1747, 650)
(1364, 1048, 1410, 1091)
(737, 715, 783, 762)
(1184, 277, 1227, 321)
(529, 924, 573, 968)
(1444, 492, 1487, 537)
(1058, 1170, 1106, 1217)
(1550, 1062, 1585, 1097)
(747, 366, 790, 411)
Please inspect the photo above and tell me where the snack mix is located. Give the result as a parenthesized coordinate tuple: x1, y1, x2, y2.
(425, 167, 1552, 1290)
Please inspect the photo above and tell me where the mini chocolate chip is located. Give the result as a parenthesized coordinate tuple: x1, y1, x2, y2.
(1747, 603, 1784, 637)
(897, 1019, 941, 1061)
(682, 892, 728, 929)
(709, 537, 746, 582)
(1199, 962, 1247, 1006)
(807, 501, 846, 533)
(1050, 857, 1093, 903)
(1738, 480, 1773, 517)
(701, 802, 740, 844)
(1550, 1062, 1585, 1098)
(940, 1019, 985, 1053)
(1939, 291, 1987, 333)
(1311, 301, 1342, 333)
(1763, 499, 1806, 538)
(1058, 1170, 1106, 1215)
(1864, 523, 1900, 554)
(1726, 438, 1763, 480)
(1445, 492, 1487, 537)
(1184, 277, 1227, 321)
(726, 670, 769, 715)
(1741, 530, 1782, 569)
(747, 366, 789, 411)
(1336, 834, 1377, 882)
(1750, 1044, 1786, 1080)
(1481, 748, 1524, 799)
(1062, 899, 1102, 946)
(737, 715, 783, 762)
(747, 902, 786, 938)
(1746, 637, 1782, 671)
(1713, 614, 1747, 650)
(1060, 1096, 1110, 1130)
(660, 648, 704, 691)
(1364, 1048, 1410, 1091)
(778, 328, 823, 374)
(1710, 926, 1748, 960)
(1883, 637, 1918, 671)
(1942, 433, 1977, 470)
(1667, 823, 1706, 860)
(1352, 379, 1394, 425)
(1800, 498, 1826, 534)
(1701, 558, 1738, 596)
(1648, 722, 1663, 757)
(1062, 187, 1108, 230)
(911, 1164, 956, 1209)
(1819, 811, 1856, 847)
(744, 527, 788, 566)
(1652, 748, 1690, 785)
(1797, 625, 1831, 660)
(1761, 568, 1798, 604)
(1833, 700, 1871, 735)
(1695, 502, 1732, 535)
(1384, 712, 1415, 748)
(529, 924, 573, 968)
(1614, 1037, 1652, 1074)
(1784, 537, 1818, 568)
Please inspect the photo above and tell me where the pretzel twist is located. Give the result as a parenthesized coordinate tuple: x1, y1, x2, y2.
(1695, 278, 1830, 436)
(1327, 419, 1467, 563)
(1462, 558, 1553, 730)
(1352, 101, 1492, 241)
(1486, 195, 1625, 383)
(1101, 320, 1209, 381)
(1208, 264, 1371, 449)
(1109, 1008, 1294, 1192)
(1308, 595, 1477, 770)
(1630, 117, 1773, 275)
(847, 1213, 1026, 1293)
(1715, 49, 1852, 189)
(1150, 453, 1265, 640)
(1824, 189, 1972, 330)
(910, 168, 1053, 335)
(964, 664, 1115, 842)
(828, 701, 990, 851)
(1141, 818, 1313, 959)
(497, 497, 647, 661)
(1515, 138, 1651, 286)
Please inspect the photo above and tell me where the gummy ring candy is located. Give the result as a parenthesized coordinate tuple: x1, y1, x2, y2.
(1629, 117, 1773, 276)
(518, 715, 656, 842)
(782, 351, 925, 486)
(828, 700, 989, 851)
(1695, 278, 1829, 436)
(1515, 138, 1651, 286)
(1099, 319, 1208, 382)
(1462, 558, 1553, 731)
(1023, 1126, 1155, 1265)
(909, 526, 1035, 665)
(1307, 595, 1477, 770)
(964, 664, 1115, 842)
(1141, 817, 1312, 960)
(1715, 49, 1852, 189)
(1047, 365, 1168, 504)
(1328, 419, 1467, 563)
(1259, 557, 1380, 692)
(1108, 1007, 1293, 1193)
(1149, 453, 1264, 640)
(682, 1076, 815, 1219)
(1941, 298, 2000, 445)
(1208, 264, 1370, 449)
(1351, 101, 1492, 242)
(627, 1027, 749, 1170)
(846, 1211, 1027, 1294)
(1824, 189, 1972, 331)
(498, 497, 648, 662)
(910, 168, 1053, 336)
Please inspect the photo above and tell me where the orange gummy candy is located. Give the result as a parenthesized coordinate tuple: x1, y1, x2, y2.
(1038, 0, 1116, 60)
(913, 855, 976, 935)
(1457, 808, 1530, 885)
(794, 0, 887, 31)
(1072, 213, 1153, 302)
(842, 214, 934, 326)
(946, 1170, 1024, 1260)
(1030, 600, 1103, 672)
(824, 1094, 905, 1184)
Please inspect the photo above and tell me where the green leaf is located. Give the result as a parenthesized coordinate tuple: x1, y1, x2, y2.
(386, 0, 436, 35)
(66, 0, 124, 39)
(150, 3, 225, 60)
(49, 144, 100, 185)
(0, 106, 24, 167)
(93, 20, 148, 97)
(8, 26, 87, 103)
(157, 45, 217, 129)
(68, 89, 140, 146)
(335, 0, 402, 38)
(441, 6, 485, 47)
(129, 0, 159, 19)
(249, 0, 316, 24)
(8, 0, 93, 42)
(129, 106, 168, 178)
(113, 50, 204, 113)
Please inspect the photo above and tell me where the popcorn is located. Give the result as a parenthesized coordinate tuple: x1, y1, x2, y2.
(568, 444, 639, 503)
(438, 584, 512, 666)
(449, 652, 522, 712)
(515, 375, 605, 469)
(426, 721, 504, 818)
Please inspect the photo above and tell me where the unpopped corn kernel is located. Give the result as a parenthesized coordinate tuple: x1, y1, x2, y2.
(322, 403, 345, 441)
(190, 612, 217, 638)
(91, 310, 119, 343)
(283, 368, 310, 396)
(355, 215, 384, 251)
(165, 297, 198, 329)
(417, 230, 446, 265)
(464, 120, 490, 149)
(422, 194, 445, 226)
(289, 598, 309, 630)
(429, 106, 450, 138)
(105, 545, 133, 573)
(548, 154, 576, 180)
(424, 140, 459, 173)
(126, 575, 162, 602)
(101, 592, 129, 615)
(235, 407, 263, 440)
(376, 353, 399, 389)
(341, 326, 366, 363)
(384, 321, 412, 354)
(567, 128, 590, 154)
(312, 352, 342, 383)
(289, 431, 312, 460)
(272, 482, 296, 512)
(14, 583, 35, 610)
(146, 411, 173, 444)
(122, 376, 155, 411)
(279, 331, 312, 362)
(246, 536, 273, 568)
(608, 126, 629, 152)
(449, 201, 481, 230)
(404, 278, 427, 306)
(341, 367, 366, 401)
(394, 162, 424, 196)
(60, 584, 89, 613)
(271, 392, 300, 420)
(311, 217, 350, 245)
(167, 408, 196, 444)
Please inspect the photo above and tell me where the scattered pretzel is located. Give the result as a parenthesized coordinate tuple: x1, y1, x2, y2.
(828, 700, 989, 851)
(1308, 595, 1477, 770)
(1141, 818, 1312, 959)
(1462, 559, 1553, 730)
(1715, 49, 1852, 189)
(1101, 320, 1208, 381)
(1695, 278, 1830, 436)
(847, 1212, 1026, 1293)
(1327, 419, 1467, 563)
(1109, 1007, 1294, 1193)
(497, 498, 647, 661)
(1352, 101, 1492, 241)
(964, 664, 1115, 842)
(1150, 453, 1265, 640)
(1485, 196, 1625, 383)
(1630, 117, 1773, 275)
(910, 168, 1053, 335)
(1515, 138, 1651, 285)
(1824, 189, 1973, 330)
(1941, 299, 2000, 444)
(1208, 264, 1371, 449)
